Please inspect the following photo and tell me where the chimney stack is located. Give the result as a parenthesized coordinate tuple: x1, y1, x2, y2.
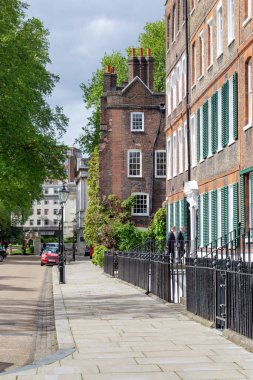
(127, 47, 153, 90)
(103, 66, 117, 92)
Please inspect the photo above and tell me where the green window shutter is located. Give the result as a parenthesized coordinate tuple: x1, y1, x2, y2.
(203, 192, 209, 246)
(198, 196, 201, 246)
(181, 198, 188, 238)
(166, 203, 169, 239)
(221, 186, 228, 244)
(211, 92, 218, 154)
(222, 81, 229, 147)
(211, 190, 218, 243)
(233, 72, 238, 140)
(203, 101, 209, 159)
(170, 203, 174, 229)
(197, 108, 201, 162)
(175, 201, 180, 231)
(250, 173, 253, 231)
(233, 183, 239, 232)
(240, 176, 245, 230)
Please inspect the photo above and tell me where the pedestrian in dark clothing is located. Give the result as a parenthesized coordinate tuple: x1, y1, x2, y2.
(176, 226, 185, 262)
(166, 226, 176, 262)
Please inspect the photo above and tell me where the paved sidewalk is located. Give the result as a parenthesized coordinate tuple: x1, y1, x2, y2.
(2, 259, 253, 380)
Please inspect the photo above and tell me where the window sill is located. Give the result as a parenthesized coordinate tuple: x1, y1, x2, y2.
(227, 38, 235, 47)
(192, 164, 197, 168)
(132, 214, 149, 217)
(155, 176, 166, 179)
(191, 83, 196, 91)
(244, 123, 253, 131)
(198, 74, 204, 81)
(208, 153, 213, 159)
(216, 52, 223, 60)
(128, 176, 142, 178)
(217, 147, 223, 153)
(199, 159, 205, 164)
(243, 16, 252, 28)
(228, 140, 236, 147)
(207, 63, 213, 71)
(131, 130, 144, 133)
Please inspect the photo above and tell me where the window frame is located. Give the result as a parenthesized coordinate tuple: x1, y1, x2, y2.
(130, 112, 144, 132)
(207, 18, 213, 67)
(131, 193, 149, 216)
(227, 0, 235, 45)
(217, 1, 223, 58)
(190, 114, 197, 167)
(178, 127, 183, 174)
(245, 58, 252, 128)
(184, 121, 188, 171)
(199, 30, 204, 78)
(128, 149, 142, 178)
(155, 150, 166, 178)
(167, 137, 172, 180)
(173, 132, 177, 177)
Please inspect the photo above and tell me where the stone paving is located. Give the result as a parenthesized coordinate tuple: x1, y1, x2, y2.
(2, 259, 253, 379)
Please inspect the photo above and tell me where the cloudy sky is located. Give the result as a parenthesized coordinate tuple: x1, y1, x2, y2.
(26, 0, 164, 148)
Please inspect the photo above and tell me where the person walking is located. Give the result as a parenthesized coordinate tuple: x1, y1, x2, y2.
(176, 226, 185, 262)
(166, 226, 176, 262)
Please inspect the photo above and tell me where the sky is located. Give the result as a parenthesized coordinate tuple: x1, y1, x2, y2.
(26, 0, 164, 148)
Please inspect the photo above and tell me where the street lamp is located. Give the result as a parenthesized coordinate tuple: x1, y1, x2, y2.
(58, 183, 69, 284)
(72, 218, 77, 262)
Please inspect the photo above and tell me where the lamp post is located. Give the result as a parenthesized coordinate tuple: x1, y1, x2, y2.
(72, 218, 77, 262)
(58, 184, 69, 284)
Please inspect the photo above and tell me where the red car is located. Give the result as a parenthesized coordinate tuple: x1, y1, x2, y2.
(41, 247, 59, 266)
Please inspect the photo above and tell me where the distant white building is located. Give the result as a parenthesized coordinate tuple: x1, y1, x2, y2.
(22, 147, 88, 245)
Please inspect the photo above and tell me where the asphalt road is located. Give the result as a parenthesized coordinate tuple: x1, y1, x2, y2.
(0, 255, 57, 373)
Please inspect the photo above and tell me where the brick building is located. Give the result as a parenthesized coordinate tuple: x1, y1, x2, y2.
(99, 49, 166, 227)
(165, 0, 253, 246)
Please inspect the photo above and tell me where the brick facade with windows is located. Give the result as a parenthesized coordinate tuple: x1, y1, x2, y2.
(99, 49, 166, 227)
(165, 0, 253, 244)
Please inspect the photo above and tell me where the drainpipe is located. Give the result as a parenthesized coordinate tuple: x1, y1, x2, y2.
(184, 0, 191, 242)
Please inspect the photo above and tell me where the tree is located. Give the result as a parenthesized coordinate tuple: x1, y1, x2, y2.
(78, 19, 165, 156)
(0, 0, 68, 222)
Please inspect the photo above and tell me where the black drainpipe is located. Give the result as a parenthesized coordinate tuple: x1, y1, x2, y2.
(184, 0, 191, 241)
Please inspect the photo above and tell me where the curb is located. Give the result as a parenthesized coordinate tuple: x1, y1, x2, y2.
(0, 267, 76, 377)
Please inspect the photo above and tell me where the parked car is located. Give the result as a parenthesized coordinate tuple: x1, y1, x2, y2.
(84, 245, 90, 257)
(0, 246, 7, 262)
(41, 247, 59, 266)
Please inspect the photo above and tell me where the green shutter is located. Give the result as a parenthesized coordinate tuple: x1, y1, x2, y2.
(181, 198, 188, 238)
(175, 201, 180, 231)
(166, 203, 169, 239)
(233, 72, 238, 141)
(197, 108, 201, 162)
(198, 196, 201, 246)
(203, 101, 209, 159)
(233, 182, 239, 247)
(233, 183, 239, 231)
(221, 186, 228, 244)
(203, 192, 209, 246)
(170, 203, 174, 229)
(222, 81, 229, 147)
(211, 92, 218, 154)
(250, 173, 253, 231)
(240, 176, 245, 230)
(211, 190, 218, 243)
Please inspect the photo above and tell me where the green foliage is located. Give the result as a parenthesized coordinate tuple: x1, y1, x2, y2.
(112, 221, 148, 252)
(137, 20, 165, 92)
(84, 147, 106, 246)
(78, 19, 165, 156)
(92, 245, 108, 267)
(149, 207, 166, 242)
(0, 0, 68, 222)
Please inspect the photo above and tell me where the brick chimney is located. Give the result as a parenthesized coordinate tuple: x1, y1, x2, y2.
(128, 47, 153, 90)
(128, 48, 140, 82)
(146, 48, 154, 90)
(103, 65, 117, 92)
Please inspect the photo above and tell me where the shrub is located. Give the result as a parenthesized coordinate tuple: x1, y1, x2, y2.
(92, 245, 108, 267)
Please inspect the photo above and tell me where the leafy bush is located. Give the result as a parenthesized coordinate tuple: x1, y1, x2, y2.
(92, 245, 108, 267)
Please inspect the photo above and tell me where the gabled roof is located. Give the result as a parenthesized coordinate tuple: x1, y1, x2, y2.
(121, 76, 153, 95)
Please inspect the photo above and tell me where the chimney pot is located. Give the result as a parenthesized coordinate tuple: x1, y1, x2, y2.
(111, 67, 115, 74)
(105, 65, 111, 73)
(147, 48, 151, 57)
(131, 48, 135, 57)
(139, 47, 143, 57)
